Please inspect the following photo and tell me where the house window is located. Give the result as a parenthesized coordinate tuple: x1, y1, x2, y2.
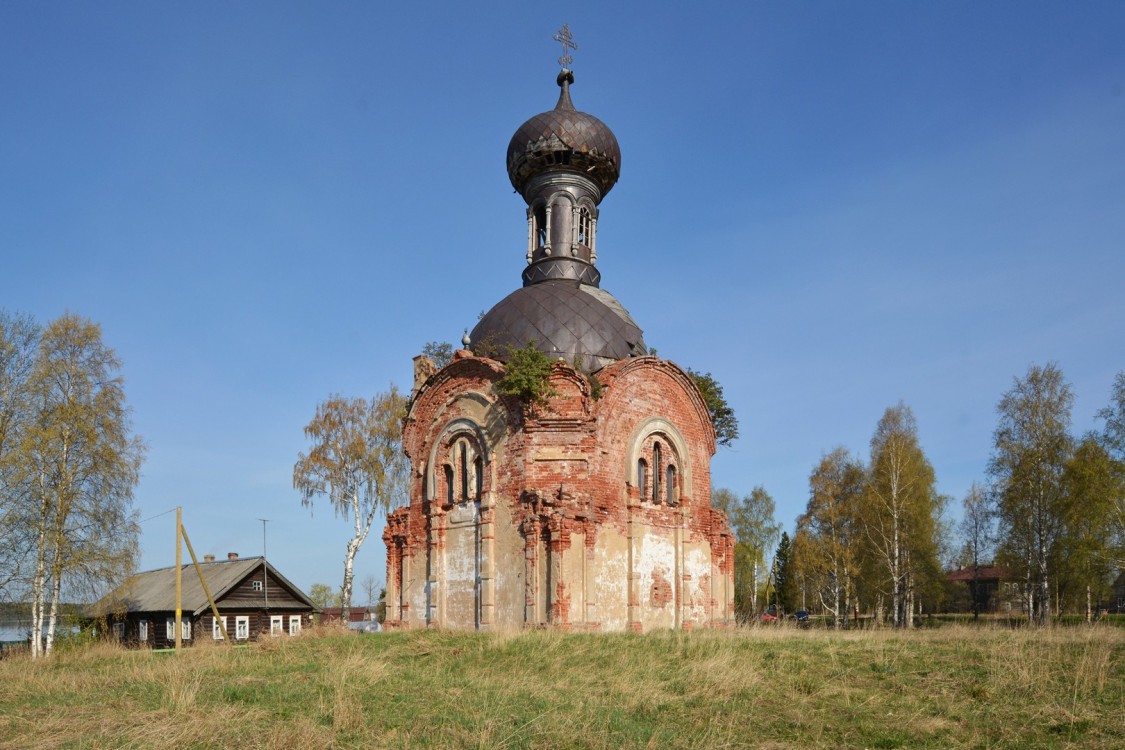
(270, 616, 283, 636)
(166, 618, 175, 640)
(652, 443, 662, 502)
(235, 616, 249, 640)
(113, 622, 124, 641)
(182, 620, 192, 640)
(252, 580, 263, 592)
(213, 616, 227, 640)
(445, 464, 454, 505)
(637, 459, 647, 500)
(666, 465, 677, 504)
(138, 620, 148, 643)
(289, 615, 302, 636)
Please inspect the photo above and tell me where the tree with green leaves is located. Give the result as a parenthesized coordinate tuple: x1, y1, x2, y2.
(421, 341, 454, 370)
(0, 311, 40, 600)
(686, 370, 738, 447)
(793, 448, 865, 628)
(712, 486, 781, 621)
(308, 582, 341, 610)
(1094, 371, 1125, 569)
(23, 313, 144, 657)
(294, 387, 409, 624)
(855, 403, 941, 628)
(989, 363, 1074, 625)
(1058, 435, 1118, 619)
(772, 531, 796, 614)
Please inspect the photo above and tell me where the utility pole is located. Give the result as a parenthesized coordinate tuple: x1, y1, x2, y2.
(175, 506, 182, 651)
(259, 518, 270, 608)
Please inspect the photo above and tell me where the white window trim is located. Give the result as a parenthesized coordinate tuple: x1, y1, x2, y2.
(270, 615, 283, 637)
(252, 580, 263, 592)
(166, 617, 175, 640)
(213, 616, 228, 640)
(181, 619, 192, 640)
(113, 622, 124, 640)
(235, 615, 250, 640)
(288, 615, 302, 636)
(138, 620, 148, 642)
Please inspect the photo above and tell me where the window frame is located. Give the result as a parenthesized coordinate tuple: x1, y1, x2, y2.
(213, 615, 228, 641)
(270, 615, 284, 637)
(138, 619, 148, 643)
(235, 615, 250, 640)
(288, 615, 302, 636)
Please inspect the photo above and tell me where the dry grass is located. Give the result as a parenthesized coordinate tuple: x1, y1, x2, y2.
(0, 624, 1121, 748)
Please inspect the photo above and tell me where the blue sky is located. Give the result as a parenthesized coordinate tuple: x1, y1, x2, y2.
(3, 2, 1123, 597)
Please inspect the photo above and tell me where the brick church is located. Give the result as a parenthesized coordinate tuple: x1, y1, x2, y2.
(383, 49, 735, 632)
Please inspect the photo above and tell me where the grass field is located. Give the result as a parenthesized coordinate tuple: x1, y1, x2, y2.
(1, 624, 1122, 749)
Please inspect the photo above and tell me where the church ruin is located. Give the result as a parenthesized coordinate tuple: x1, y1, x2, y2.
(383, 38, 735, 632)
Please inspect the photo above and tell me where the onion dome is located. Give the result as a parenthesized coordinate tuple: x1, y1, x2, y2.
(470, 280, 646, 373)
(506, 70, 621, 201)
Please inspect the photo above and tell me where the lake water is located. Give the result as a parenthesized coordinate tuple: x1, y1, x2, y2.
(0, 622, 78, 643)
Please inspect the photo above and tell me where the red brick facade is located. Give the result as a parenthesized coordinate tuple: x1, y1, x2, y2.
(383, 352, 735, 631)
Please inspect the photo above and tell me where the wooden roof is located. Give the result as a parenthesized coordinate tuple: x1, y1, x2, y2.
(947, 564, 1016, 583)
(94, 557, 317, 616)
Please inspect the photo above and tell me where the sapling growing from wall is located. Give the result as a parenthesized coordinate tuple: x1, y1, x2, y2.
(495, 342, 557, 409)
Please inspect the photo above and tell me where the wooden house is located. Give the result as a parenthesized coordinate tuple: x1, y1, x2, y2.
(1111, 570, 1125, 614)
(94, 554, 317, 648)
(947, 564, 1020, 614)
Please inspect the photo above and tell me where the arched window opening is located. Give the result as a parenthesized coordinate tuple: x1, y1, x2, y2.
(534, 204, 547, 249)
(666, 465, 677, 504)
(459, 442, 469, 502)
(474, 457, 483, 501)
(578, 207, 592, 245)
(444, 465, 454, 505)
(652, 443, 662, 503)
(637, 459, 647, 501)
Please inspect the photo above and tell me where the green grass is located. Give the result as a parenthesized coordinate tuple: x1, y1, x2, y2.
(1, 624, 1122, 749)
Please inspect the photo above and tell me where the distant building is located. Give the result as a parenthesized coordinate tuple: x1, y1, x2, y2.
(94, 553, 317, 648)
(947, 564, 1020, 614)
(318, 606, 381, 631)
(1111, 571, 1125, 614)
(382, 52, 735, 632)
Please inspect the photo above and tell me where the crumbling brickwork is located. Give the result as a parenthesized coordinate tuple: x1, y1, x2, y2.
(383, 352, 735, 632)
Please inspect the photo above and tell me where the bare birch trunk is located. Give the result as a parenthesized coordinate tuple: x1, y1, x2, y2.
(45, 557, 63, 654)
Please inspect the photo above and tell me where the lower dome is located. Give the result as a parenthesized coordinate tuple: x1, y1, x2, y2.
(469, 280, 646, 372)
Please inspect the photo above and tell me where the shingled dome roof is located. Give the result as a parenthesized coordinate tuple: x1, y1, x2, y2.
(506, 70, 621, 199)
(470, 280, 646, 372)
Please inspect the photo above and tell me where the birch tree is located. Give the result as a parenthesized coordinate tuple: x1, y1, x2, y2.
(1058, 436, 1117, 619)
(712, 486, 781, 621)
(294, 388, 408, 623)
(857, 403, 940, 628)
(793, 448, 864, 628)
(989, 363, 1073, 625)
(1095, 371, 1125, 568)
(24, 314, 143, 656)
(0, 312, 40, 598)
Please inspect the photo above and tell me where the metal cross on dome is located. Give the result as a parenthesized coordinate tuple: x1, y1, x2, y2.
(553, 24, 577, 70)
